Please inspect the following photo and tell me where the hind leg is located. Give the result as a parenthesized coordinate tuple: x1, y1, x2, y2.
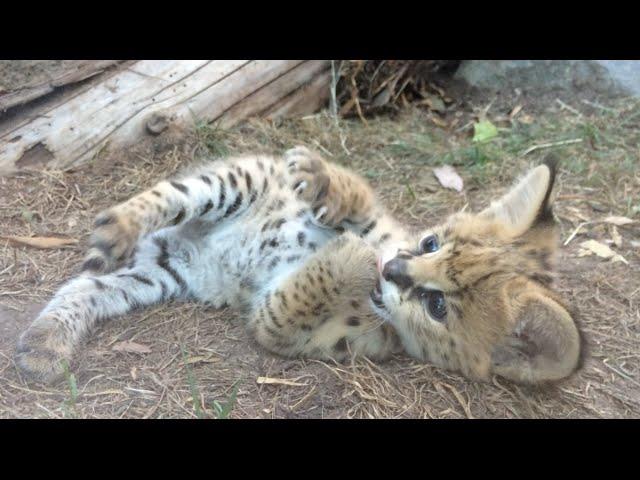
(82, 155, 277, 274)
(16, 233, 191, 384)
(250, 232, 401, 362)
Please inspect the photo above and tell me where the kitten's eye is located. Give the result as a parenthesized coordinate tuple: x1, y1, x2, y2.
(419, 235, 439, 254)
(427, 291, 447, 321)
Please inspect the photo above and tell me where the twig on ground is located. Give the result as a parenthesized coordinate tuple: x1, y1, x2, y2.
(521, 138, 583, 156)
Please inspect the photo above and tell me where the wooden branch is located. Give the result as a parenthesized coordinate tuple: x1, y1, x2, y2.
(0, 60, 331, 176)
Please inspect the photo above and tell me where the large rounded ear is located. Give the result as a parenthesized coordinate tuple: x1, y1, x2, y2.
(480, 156, 558, 237)
(490, 292, 583, 384)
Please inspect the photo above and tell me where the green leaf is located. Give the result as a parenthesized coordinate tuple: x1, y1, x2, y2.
(473, 120, 499, 143)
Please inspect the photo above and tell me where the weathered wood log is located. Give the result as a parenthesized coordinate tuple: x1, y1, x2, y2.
(0, 60, 331, 176)
(0, 60, 124, 112)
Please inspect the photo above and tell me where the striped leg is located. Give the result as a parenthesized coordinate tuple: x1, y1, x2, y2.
(82, 155, 276, 273)
(16, 234, 189, 384)
(285, 146, 408, 249)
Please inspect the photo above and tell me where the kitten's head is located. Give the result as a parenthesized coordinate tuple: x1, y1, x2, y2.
(371, 157, 584, 384)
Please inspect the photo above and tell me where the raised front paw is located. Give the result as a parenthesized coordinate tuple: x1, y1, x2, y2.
(15, 317, 74, 385)
(285, 146, 340, 226)
(81, 207, 140, 274)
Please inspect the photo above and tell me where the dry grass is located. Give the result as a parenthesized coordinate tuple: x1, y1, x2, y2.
(1, 91, 639, 418)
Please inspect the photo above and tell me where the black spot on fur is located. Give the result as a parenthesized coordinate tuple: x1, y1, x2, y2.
(350, 300, 360, 309)
(154, 237, 187, 292)
(223, 193, 243, 218)
(170, 181, 189, 195)
(172, 207, 186, 225)
(152, 190, 162, 197)
(268, 256, 281, 270)
(94, 214, 116, 228)
(272, 218, 286, 230)
(361, 220, 377, 236)
(118, 273, 154, 286)
(200, 175, 212, 185)
(200, 200, 214, 216)
(216, 174, 226, 206)
(297, 231, 306, 246)
(159, 280, 169, 301)
(228, 171, 237, 188)
(347, 316, 360, 327)
(92, 278, 106, 290)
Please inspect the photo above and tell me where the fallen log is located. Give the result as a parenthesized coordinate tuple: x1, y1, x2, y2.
(0, 60, 331, 176)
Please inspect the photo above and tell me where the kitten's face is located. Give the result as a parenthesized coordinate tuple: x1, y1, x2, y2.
(370, 159, 583, 384)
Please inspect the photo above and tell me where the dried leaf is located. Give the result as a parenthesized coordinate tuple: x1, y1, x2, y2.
(112, 340, 152, 354)
(579, 240, 628, 264)
(603, 216, 635, 226)
(256, 376, 307, 387)
(579, 240, 616, 258)
(433, 165, 464, 193)
(1, 235, 78, 249)
(472, 120, 498, 142)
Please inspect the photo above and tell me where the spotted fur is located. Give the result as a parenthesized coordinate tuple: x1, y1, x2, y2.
(16, 147, 404, 384)
(374, 156, 584, 384)
(15, 147, 581, 386)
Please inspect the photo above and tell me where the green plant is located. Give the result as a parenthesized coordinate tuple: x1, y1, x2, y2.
(212, 380, 241, 419)
(61, 360, 78, 418)
(181, 346, 204, 419)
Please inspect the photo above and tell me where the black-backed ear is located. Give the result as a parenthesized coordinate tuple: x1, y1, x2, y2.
(480, 155, 558, 237)
(490, 292, 582, 384)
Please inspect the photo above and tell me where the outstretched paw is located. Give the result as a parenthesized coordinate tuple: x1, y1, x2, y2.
(15, 317, 73, 385)
(285, 146, 341, 226)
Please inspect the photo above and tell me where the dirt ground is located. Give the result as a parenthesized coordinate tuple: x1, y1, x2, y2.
(1, 88, 639, 418)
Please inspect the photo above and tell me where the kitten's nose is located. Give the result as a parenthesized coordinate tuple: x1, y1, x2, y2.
(382, 258, 414, 289)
